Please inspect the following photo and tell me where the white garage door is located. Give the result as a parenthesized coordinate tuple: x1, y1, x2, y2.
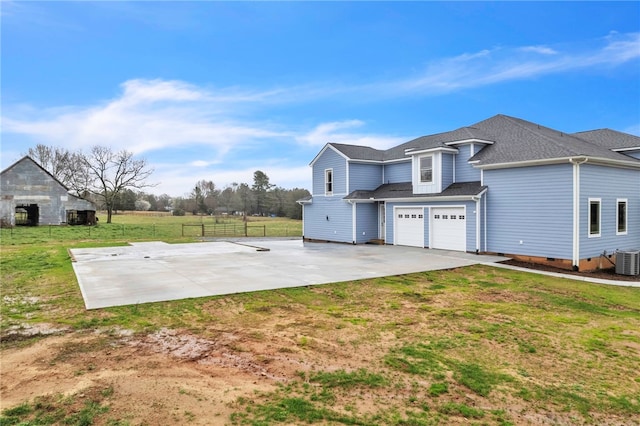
(431, 207, 466, 251)
(395, 208, 424, 248)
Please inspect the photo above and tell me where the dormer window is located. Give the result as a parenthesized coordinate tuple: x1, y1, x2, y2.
(420, 156, 433, 183)
(325, 169, 333, 195)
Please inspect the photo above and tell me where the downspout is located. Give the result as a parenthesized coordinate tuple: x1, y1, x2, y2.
(348, 200, 356, 244)
(483, 193, 487, 252)
(472, 189, 487, 254)
(569, 157, 588, 270)
(472, 195, 481, 254)
(480, 168, 487, 252)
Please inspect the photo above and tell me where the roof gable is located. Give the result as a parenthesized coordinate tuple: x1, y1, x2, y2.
(572, 129, 640, 151)
(0, 156, 70, 191)
(468, 115, 640, 166)
(310, 115, 640, 169)
(309, 143, 350, 166)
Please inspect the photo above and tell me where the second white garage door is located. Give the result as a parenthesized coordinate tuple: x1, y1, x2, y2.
(431, 207, 466, 251)
(395, 208, 424, 248)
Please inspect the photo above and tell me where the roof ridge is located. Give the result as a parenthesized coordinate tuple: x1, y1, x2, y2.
(499, 115, 596, 157)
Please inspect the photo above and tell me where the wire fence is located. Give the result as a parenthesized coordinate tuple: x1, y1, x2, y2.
(0, 222, 302, 245)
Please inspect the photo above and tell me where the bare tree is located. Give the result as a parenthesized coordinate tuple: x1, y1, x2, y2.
(81, 146, 155, 223)
(26, 144, 73, 186)
(191, 180, 219, 214)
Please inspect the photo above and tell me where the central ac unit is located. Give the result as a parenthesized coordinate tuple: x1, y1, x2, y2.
(616, 250, 640, 276)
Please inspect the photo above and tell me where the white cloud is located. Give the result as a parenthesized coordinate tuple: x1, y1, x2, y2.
(3, 31, 638, 194)
(519, 45, 558, 55)
(383, 31, 640, 95)
(296, 120, 405, 149)
(2, 79, 288, 157)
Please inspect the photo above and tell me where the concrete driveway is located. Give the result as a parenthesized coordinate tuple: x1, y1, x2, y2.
(70, 239, 507, 309)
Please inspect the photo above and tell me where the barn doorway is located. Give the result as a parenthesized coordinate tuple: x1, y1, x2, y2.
(15, 204, 39, 226)
(67, 210, 97, 225)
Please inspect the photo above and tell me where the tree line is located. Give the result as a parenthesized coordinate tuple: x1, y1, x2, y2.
(26, 144, 310, 222)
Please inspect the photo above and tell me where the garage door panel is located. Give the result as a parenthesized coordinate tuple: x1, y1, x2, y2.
(431, 207, 465, 251)
(395, 208, 424, 248)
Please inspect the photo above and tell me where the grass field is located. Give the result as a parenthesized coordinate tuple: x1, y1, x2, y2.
(0, 213, 302, 245)
(1, 215, 639, 425)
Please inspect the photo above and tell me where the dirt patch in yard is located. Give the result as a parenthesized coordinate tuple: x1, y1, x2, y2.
(2, 268, 639, 425)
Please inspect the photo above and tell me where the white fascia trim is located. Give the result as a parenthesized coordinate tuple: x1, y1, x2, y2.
(444, 139, 494, 146)
(584, 157, 640, 169)
(405, 147, 459, 155)
(383, 158, 412, 164)
(376, 195, 479, 203)
(344, 199, 377, 203)
(348, 159, 384, 164)
(612, 147, 640, 152)
(477, 156, 640, 170)
(309, 144, 350, 167)
(477, 157, 575, 170)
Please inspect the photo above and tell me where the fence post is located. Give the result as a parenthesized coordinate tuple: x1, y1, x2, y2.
(201, 223, 204, 237)
(244, 222, 248, 237)
(262, 225, 265, 237)
(182, 224, 184, 237)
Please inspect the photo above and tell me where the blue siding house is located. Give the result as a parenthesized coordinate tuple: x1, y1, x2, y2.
(299, 115, 640, 271)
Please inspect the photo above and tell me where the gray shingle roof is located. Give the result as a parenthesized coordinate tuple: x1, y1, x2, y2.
(344, 181, 486, 201)
(326, 114, 640, 167)
(330, 143, 385, 161)
(572, 129, 640, 150)
(331, 127, 495, 163)
(468, 115, 639, 165)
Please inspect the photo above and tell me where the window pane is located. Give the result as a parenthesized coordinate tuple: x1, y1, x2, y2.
(618, 201, 627, 233)
(589, 201, 600, 235)
(420, 157, 433, 183)
(325, 170, 333, 194)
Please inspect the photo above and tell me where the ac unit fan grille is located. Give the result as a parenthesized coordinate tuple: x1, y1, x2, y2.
(616, 250, 640, 276)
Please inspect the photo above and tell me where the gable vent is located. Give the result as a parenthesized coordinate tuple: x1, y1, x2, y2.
(615, 250, 640, 276)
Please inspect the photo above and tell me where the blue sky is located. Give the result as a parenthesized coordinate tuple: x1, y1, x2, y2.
(2, 1, 639, 196)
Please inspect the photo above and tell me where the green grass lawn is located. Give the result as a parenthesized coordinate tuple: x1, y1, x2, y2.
(0, 213, 302, 245)
(1, 216, 639, 425)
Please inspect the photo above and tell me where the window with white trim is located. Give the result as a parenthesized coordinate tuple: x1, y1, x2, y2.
(588, 198, 601, 237)
(419, 156, 433, 183)
(617, 199, 627, 235)
(325, 169, 333, 195)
